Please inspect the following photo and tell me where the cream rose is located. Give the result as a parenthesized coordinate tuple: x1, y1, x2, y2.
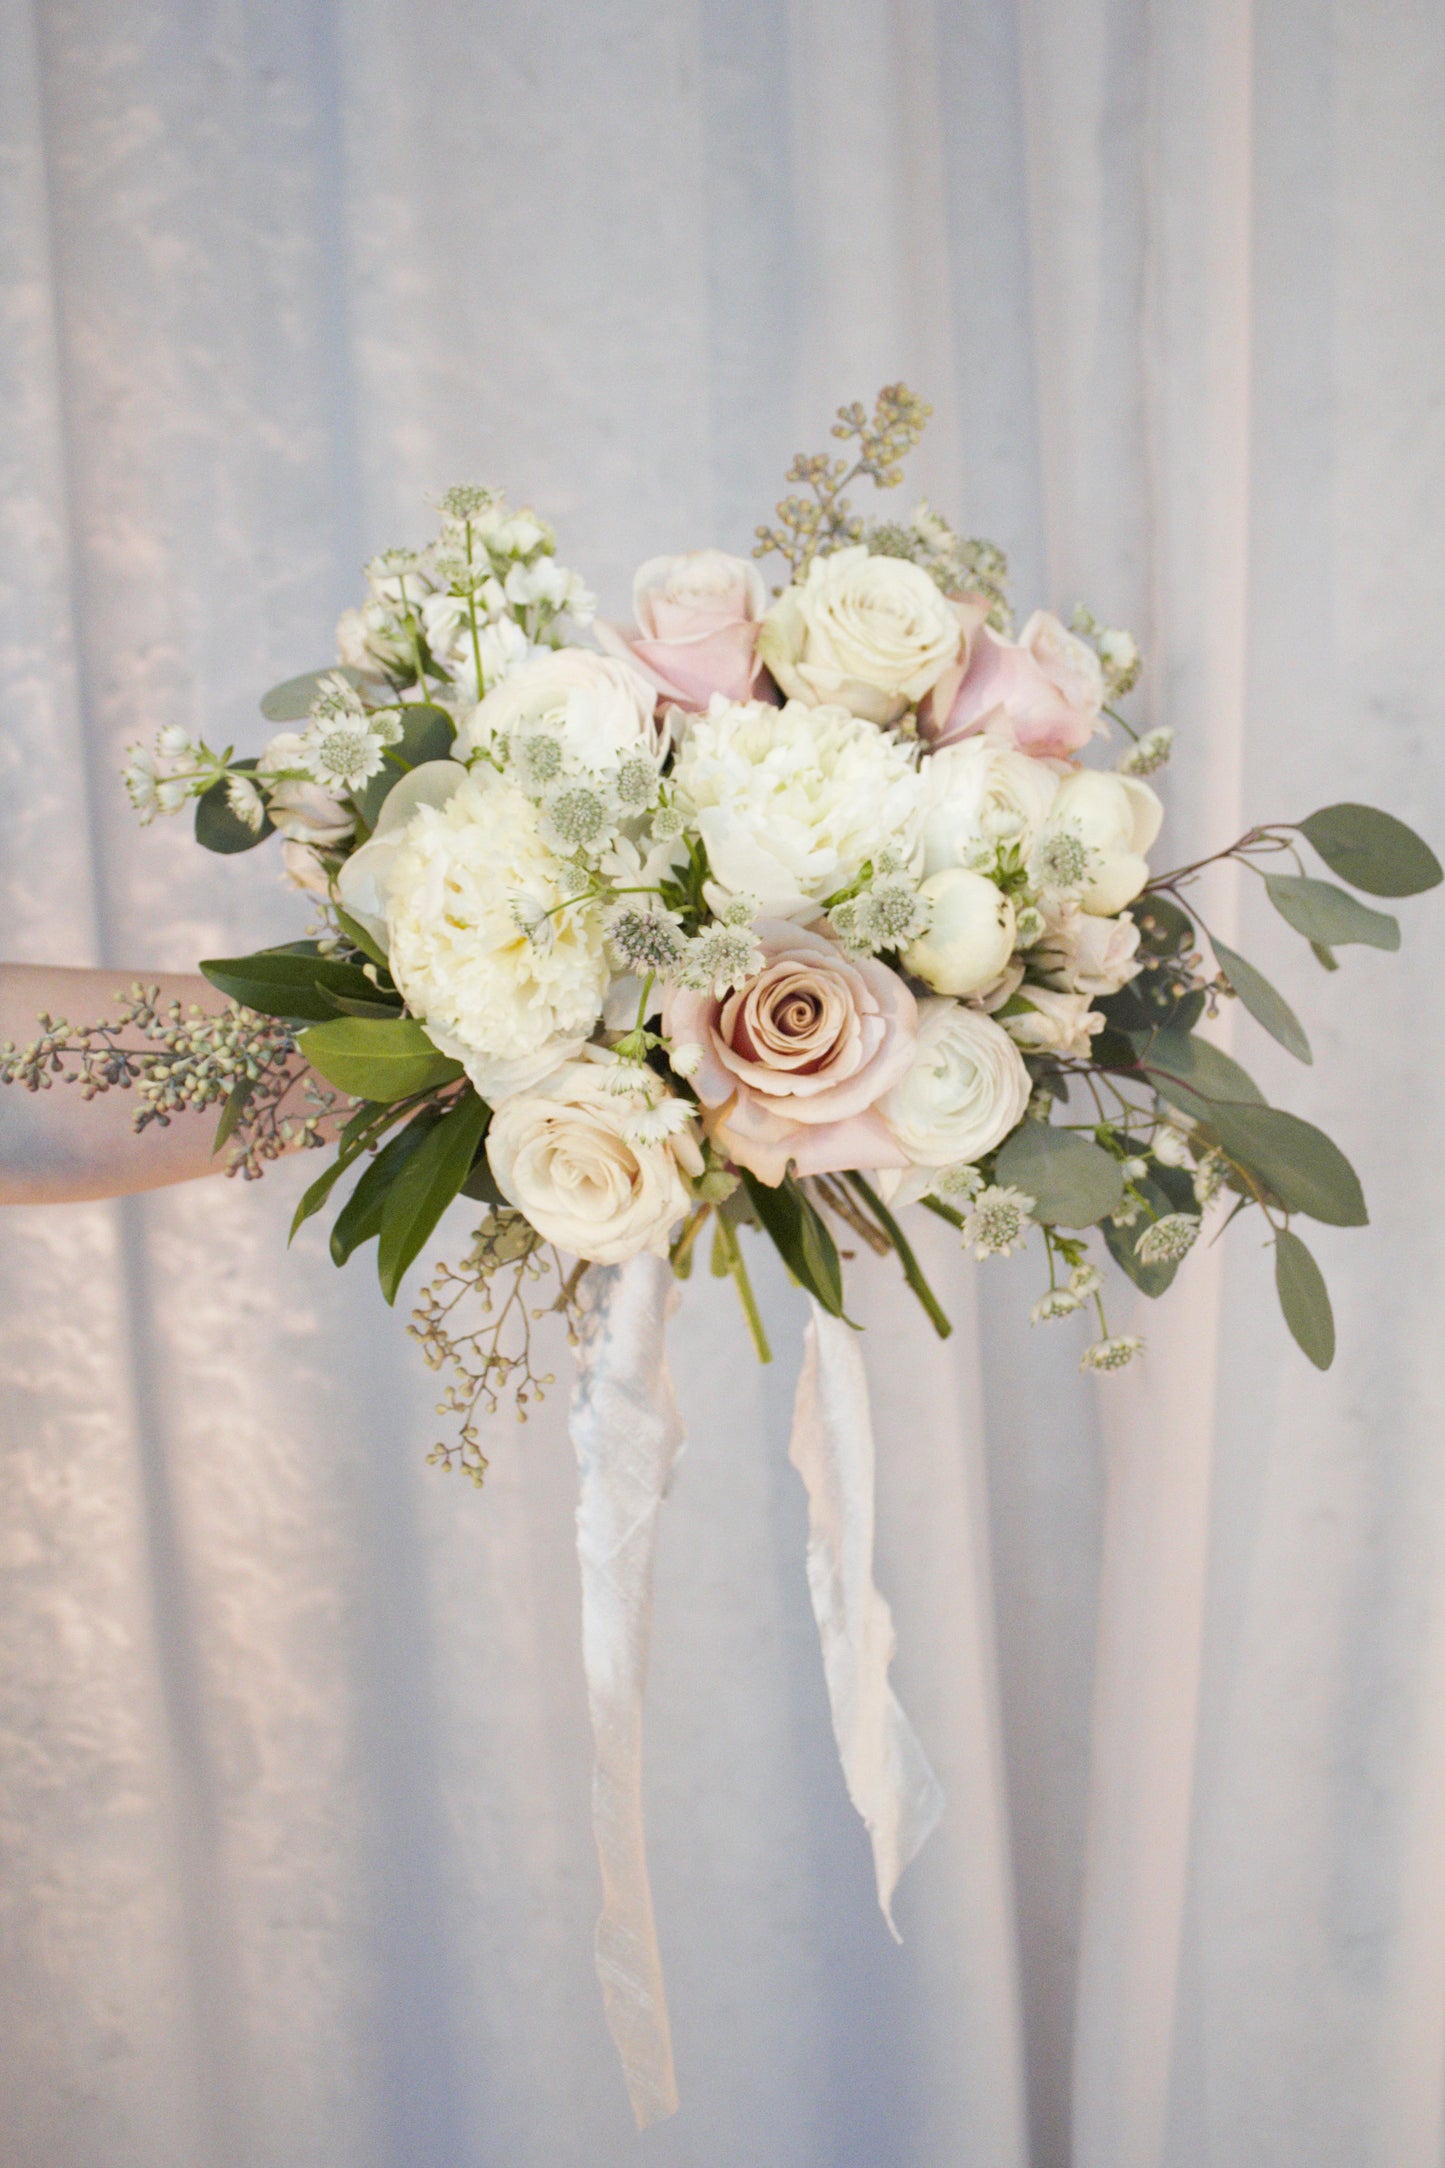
(1002, 985, 1104, 1059)
(453, 647, 662, 772)
(757, 547, 980, 725)
(662, 919, 917, 1185)
(486, 1055, 701, 1263)
(881, 999, 1033, 1205)
(595, 551, 769, 710)
(338, 763, 612, 1102)
(918, 735, 1062, 874)
(926, 610, 1105, 759)
(1032, 906, 1142, 997)
(904, 868, 1017, 997)
(1044, 769, 1163, 915)
(671, 696, 924, 918)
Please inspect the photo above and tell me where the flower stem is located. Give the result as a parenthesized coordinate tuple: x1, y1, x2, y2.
(713, 1213, 772, 1363)
(845, 1173, 953, 1340)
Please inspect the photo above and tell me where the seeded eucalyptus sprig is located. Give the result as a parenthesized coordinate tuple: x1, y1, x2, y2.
(754, 383, 934, 584)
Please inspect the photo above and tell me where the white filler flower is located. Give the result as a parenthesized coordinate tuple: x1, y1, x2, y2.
(380, 767, 612, 1101)
(881, 998, 1032, 1206)
(672, 696, 923, 918)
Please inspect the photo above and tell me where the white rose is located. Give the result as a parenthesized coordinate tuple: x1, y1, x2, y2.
(1032, 906, 1142, 997)
(453, 647, 660, 772)
(486, 1054, 702, 1263)
(340, 764, 612, 1101)
(904, 868, 1016, 996)
(757, 546, 969, 724)
(881, 999, 1032, 1206)
(918, 736, 1062, 875)
(1002, 985, 1104, 1059)
(1045, 770, 1163, 916)
(671, 696, 924, 918)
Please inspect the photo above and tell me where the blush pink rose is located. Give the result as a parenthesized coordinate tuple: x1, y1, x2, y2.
(595, 550, 772, 711)
(662, 919, 917, 1186)
(924, 609, 1105, 759)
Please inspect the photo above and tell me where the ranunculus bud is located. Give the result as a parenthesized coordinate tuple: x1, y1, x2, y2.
(1045, 769, 1163, 916)
(904, 868, 1016, 996)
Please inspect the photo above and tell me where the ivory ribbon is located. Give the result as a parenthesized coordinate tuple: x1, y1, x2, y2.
(568, 1263, 944, 2124)
(789, 1299, 945, 1933)
(568, 1252, 683, 2130)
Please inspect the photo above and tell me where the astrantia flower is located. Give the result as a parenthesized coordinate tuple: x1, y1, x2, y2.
(1118, 728, 1174, 778)
(1069, 1262, 1101, 1299)
(672, 696, 924, 919)
(300, 678, 402, 793)
(1152, 1125, 1192, 1168)
(1192, 1151, 1227, 1206)
(1031, 1288, 1082, 1324)
(677, 921, 766, 998)
(376, 766, 612, 1100)
(225, 774, 267, 833)
(1135, 1212, 1201, 1266)
(961, 1184, 1035, 1261)
(1081, 1335, 1144, 1373)
(609, 902, 687, 978)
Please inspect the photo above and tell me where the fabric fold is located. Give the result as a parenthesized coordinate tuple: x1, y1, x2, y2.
(568, 1251, 684, 2130)
(789, 1299, 945, 1933)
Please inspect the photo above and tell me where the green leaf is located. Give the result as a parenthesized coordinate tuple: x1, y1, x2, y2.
(1140, 1028, 1266, 1120)
(352, 705, 457, 828)
(201, 943, 383, 1023)
(1210, 937, 1312, 1063)
(195, 760, 274, 854)
(328, 1112, 445, 1266)
(212, 1077, 255, 1154)
(1264, 874, 1400, 951)
(1297, 803, 1442, 898)
(316, 987, 407, 1020)
(740, 1171, 848, 1318)
(1207, 1102, 1368, 1226)
(994, 1125, 1124, 1228)
(298, 1015, 463, 1103)
(1103, 1176, 1192, 1298)
(288, 1102, 403, 1240)
(376, 1091, 490, 1304)
(1096, 895, 1204, 1038)
(334, 907, 390, 971)
(259, 665, 367, 721)
(1310, 941, 1339, 972)
(1274, 1227, 1335, 1368)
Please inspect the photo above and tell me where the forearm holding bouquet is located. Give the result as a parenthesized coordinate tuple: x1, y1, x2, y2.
(8, 387, 1437, 2125)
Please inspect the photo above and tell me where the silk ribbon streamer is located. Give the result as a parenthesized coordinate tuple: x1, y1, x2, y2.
(568, 1251, 684, 2130)
(789, 1299, 945, 1934)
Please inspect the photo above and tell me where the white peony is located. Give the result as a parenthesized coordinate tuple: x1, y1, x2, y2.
(1032, 905, 1142, 997)
(671, 695, 923, 918)
(486, 1052, 702, 1263)
(453, 646, 660, 773)
(757, 546, 969, 724)
(1043, 769, 1163, 916)
(904, 867, 1017, 996)
(881, 999, 1033, 1206)
(342, 764, 612, 1101)
(918, 735, 1061, 875)
(1002, 985, 1105, 1059)
(333, 761, 468, 941)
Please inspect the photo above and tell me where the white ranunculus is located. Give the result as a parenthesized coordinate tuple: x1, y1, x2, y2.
(1033, 905, 1142, 997)
(904, 867, 1017, 996)
(345, 765, 612, 1101)
(486, 1053, 702, 1263)
(757, 546, 968, 724)
(918, 735, 1062, 875)
(453, 646, 660, 772)
(671, 696, 924, 918)
(1002, 984, 1105, 1059)
(1044, 769, 1163, 916)
(881, 998, 1032, 1206)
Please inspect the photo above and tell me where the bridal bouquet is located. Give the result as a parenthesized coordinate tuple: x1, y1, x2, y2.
(11, 386, 1438, 1473)
(7, 386, 1439, 2126)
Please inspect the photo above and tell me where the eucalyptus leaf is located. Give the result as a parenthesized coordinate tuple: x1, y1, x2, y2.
(299, 1015, 464, 1103)
(1210, 937, 1312, 1063)
(1138, 1029, 1265, 1120)
(740, 1171, 847, 1317)
(329, 1112, 444, 1266)
(994, 1125, 1124, 1228)
(376, 1091, 490, 1304)
(1103, 1176, 1190, 1298)
(1297, 803, 1442, 898)
(1208, 1102, 1367, 1226)
(1310, 941, 1339, 972)
(352, 705, 458, 828)
(1274, 1226, 1335, 1368)
(194, 760, 274, 855)
(201, 944, 382, 1023)
(259, 665, 367, 722)
(1264, 874, 1400, 952)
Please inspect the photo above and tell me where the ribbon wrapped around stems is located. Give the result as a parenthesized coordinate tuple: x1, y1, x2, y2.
(569, 1256, 944, 2127)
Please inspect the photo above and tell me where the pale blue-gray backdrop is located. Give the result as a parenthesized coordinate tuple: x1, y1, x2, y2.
(2, 2, 1444, 2164)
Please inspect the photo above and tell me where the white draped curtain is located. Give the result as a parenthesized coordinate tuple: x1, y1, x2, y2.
(2, 2, 1443, 2161)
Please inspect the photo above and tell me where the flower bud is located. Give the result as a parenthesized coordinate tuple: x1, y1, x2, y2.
(904, 868, 1016, 996)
